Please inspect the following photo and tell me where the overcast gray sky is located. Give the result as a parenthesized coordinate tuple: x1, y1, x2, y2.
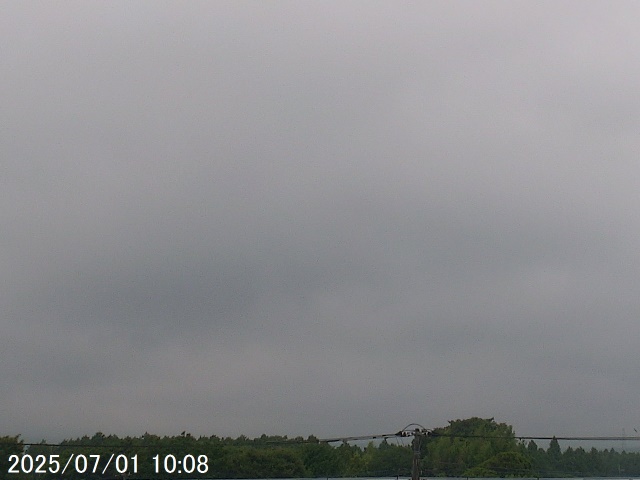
(3, 1, 640, 444)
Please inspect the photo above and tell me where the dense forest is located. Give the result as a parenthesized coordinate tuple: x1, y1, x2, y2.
(3, 418, 640, 479)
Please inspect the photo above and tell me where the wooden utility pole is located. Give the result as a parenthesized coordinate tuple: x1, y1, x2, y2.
(411, 428, 422, 480)
(319, 422, 429, 480)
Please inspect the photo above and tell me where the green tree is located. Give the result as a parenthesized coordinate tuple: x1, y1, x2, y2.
(220, 447, 305, 478)
(0, 436, 24, 480)
(300, 442, 342, 476)
(544, 436, 562, 475)
(367, 439, 412, 476)
(423, 417, 519, 476)
(464, 451, 534, 477)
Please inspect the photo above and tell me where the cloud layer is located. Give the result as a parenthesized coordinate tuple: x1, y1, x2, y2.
(2, 2, 640, 442)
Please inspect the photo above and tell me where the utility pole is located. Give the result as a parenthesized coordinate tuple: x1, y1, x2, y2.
(394, 424, 428, 480)
(411, 428, 422, 480)
(319, 422, 429, 480)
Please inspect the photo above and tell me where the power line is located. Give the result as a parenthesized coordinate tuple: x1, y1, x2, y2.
(5, 431, 640, 448)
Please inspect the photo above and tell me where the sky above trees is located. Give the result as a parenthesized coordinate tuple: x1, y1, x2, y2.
(2, 1, 640, 443)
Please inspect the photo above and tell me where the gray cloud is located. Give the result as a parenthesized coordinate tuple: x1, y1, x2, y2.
(2, 1, 640, 443)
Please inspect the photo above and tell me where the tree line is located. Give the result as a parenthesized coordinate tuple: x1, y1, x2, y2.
(3, 417, 640, 478)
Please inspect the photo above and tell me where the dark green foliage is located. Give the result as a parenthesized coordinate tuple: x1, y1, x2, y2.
(0, 436, 24, 480)
(464, 451, 534, 477)
(300, 441, 343, 476)
(219, 447, 305, 478)
(366, 439, 413, 476)
(423, 417, 518, 476)
(11, 418, 640, 478)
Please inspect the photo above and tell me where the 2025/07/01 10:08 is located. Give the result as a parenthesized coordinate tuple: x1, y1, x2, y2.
(7, 453, 209, 476)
